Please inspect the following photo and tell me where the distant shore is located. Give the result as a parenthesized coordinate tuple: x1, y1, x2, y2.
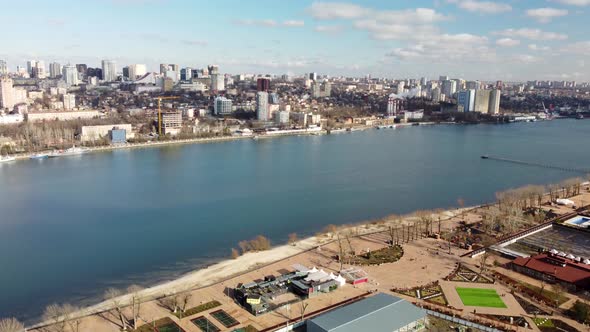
(10, 122, 433, 161)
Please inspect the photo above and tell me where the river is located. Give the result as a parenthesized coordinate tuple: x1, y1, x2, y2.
(0, 119, 588, 321)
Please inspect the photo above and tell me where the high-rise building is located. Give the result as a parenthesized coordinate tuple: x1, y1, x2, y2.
(312, 82, 331, 98)
(63, 94, 76, 110)
(208, 65, 219, 75)
(214, 96, 233, 115)
(496, 81, 504, 90)
(431, 87, 442, 102)
(474, 90, 491, 113)
(27, 60, 37, 76)
(256, 91, 269, 121)
(439, 75, 449, 82)
(62, 64, 79, 86)
(420, 77, 427, 86)
(466, 81, 480, 90)
(257, 78, 270, 92)
(101, 60, 117, 82)
(0, 60, 7, 75)
(49, 62, 62, 78)
(31, 61, 46, 79)
(309, 72, 317, 81)
(488, 89, 501, 114)
(210, 74, 224, 91)
(269, 93, 280, 104)
(122, 66, 130, 79)
(396, 81, 405, 94)
(457, 89, 475, 112)
(128, 64, 146, 80)
(0, 77, 15, 110)
(442, 80, 457, 99)
(76, 64, 88, 75)
(180, 67, 192, 81)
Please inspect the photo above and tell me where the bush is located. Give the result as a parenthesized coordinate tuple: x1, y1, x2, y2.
(569, 301, 590, 324)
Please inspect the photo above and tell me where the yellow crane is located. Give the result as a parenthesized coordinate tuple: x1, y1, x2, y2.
(157, 96, 179, 136)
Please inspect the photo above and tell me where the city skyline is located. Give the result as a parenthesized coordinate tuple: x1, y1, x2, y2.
(0, 0, 589, 81)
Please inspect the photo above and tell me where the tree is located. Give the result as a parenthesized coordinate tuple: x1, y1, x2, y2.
(42, 304, 71, 332)
(0, 318, 24, 332)
(104, 288, 128, 330)
(231, 248, 240, 259)
(299, 300, 309, 322)
(180, 293, 192, 313)
(127, 285, 144, 330)
(324, 224, 338, 238)
(288, 233, 298, 245)
(159, 295, 180, 313)
(570, 301, 590, 324)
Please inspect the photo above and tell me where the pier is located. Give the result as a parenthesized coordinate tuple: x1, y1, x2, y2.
(480, 155, 590, 174)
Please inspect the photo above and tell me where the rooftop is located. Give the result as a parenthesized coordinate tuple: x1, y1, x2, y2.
(512, 253, 590, 289)
(308, 293, 426, 332)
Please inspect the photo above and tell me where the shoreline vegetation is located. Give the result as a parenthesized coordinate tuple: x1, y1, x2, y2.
(5, 122, 437, 160)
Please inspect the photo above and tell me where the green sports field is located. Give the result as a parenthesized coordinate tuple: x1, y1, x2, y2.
(455, 287, 507, 308)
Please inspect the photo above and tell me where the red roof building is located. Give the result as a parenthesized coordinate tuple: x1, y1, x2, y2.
(511, 253, 590, 291)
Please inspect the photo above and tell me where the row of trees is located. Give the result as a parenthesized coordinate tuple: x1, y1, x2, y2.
(231, 235, 272, 259)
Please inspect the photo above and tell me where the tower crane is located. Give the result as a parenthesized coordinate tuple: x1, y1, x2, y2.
(156, 96, 179, 136)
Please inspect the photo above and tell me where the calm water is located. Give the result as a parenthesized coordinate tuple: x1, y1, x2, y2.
(0, 120, 589, 321)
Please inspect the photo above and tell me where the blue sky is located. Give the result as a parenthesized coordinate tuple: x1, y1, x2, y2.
(1, 0, 589, 81)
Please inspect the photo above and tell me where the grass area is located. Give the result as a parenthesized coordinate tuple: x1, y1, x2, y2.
(174, 300, 222, 319)
(455, 287, 507, 308)
(533, 318, 555, 327)
(135, 318, 184, 332)
(349, 245, 403, 265)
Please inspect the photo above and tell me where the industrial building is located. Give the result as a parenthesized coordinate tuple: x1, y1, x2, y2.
(307, 293, 428, 332)
(81, 124, 133, 143)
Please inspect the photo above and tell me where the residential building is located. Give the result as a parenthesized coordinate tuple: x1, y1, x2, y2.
(214, 96, 233, 115)
(489, 89, 501, 114)
(256, 91, 269, 121)
(0, 60, 6, 75)
(274, 110, 290, 124)
(257, 78, 270, 92)
(431, 87, 442, 102)
(101, 60, 117, 82)
(63, 94, 76, 110)
(309, 72, 317, 81)
(474, 89, 491, 113)
(31, 61, 46, 79)
(26, 60, 37, 76)
(49, 62, 62, 78)
(312, 82, 331, 98)
(27, 110, 101, 122)
(466, 80, 480, 90)
(396, 81, 405, 94)
(161, 111, 182, 136)
(0, 77, 15, 110)
(128, 64, 146, 80)
(62, 64, 79, 86)
(307, 293, 428, 332)
(442, 80, 456, 98)
(180, 67, 192, 81)
(457, 89, 475, 112)
(210, 74, 224, 91)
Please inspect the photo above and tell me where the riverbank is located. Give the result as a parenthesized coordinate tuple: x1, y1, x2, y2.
(28, 206, 468, 329)
(7, 122, 438, 161)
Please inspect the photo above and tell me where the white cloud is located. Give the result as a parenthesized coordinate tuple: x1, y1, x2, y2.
(446, 0, 512, 14)
(308, 2, 369, 19)
(314, 25, 344, 34)
(526, 8, 568, 23)
(551, 0, 590, 5)
(563, 41, 590, 55)
(234, 19, 304, 27)
(512, 54, 540, 64)
(493, 28, 568, 41)
(496, 38, 520, 47)
(528, 44, 550, 51)
(282, 20, 305, 27)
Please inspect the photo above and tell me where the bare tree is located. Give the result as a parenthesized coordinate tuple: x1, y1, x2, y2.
(299, 300, 309, 322)
(104, 288, 128, 330)
(159, 295, 180, 313)
(231, 248, 240, 259)
(288, 233, 298, 245)
(180, 293, 192, 313)
(127, 285, 144, 330)
(336, 232, 345, 271)
(42, 303, 71, 332)
(0, 318, 24, 332)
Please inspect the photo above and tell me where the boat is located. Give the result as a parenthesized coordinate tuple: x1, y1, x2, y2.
(0, 156, 16, 163)
(49, 146, 89, 158)
(576, 114, 584, 120)
(481, 155, 489, 159)
(30, 153, 49, 160)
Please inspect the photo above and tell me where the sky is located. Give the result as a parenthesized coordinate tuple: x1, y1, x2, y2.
(1, 0, 589, 81)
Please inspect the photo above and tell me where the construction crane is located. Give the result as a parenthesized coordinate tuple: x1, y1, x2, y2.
(156, 96, 179, 136)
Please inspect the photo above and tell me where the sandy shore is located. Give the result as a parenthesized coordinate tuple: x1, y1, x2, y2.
(28, 207, 467, 329)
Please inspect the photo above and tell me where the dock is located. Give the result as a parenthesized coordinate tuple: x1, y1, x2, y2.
(480, 155, 590, 174)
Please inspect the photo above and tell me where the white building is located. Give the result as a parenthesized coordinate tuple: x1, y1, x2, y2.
(256, 91, 269, 121)
(62, 64, 79, 86)
(0, 60, 8, 75)
(0, 114, 24, 124)
(214, 96, 233, 115)
(457, 89, 475, 112)
(128, 64, 146, 80)
(81, 124, 133, 142)
(489, 89, 501, 114)
(0, 77, 15, 110)
(63, 94, 76, 110)
(32, 61, 46, 79)
(27, 110, 101, 122)
(101, 60, 117, 82)
(210, 74, 224, 91)
(442, 80, 457, 99)
(49, 62, 62, 78)
(274, 110, 290, 124)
